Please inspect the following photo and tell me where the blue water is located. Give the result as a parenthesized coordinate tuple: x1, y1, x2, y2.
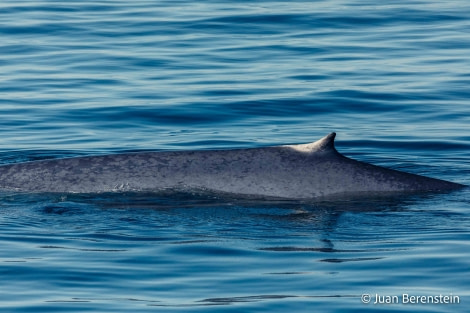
(1, 0, 469, 312)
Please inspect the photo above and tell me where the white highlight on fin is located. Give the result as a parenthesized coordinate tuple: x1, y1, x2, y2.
(284, 132, 337, 153)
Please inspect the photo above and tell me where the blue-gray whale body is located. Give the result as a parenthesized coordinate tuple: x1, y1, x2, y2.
(0, 133, 464, 198)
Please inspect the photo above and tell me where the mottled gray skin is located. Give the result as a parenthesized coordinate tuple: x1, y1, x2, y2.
(0, 133, 464, 198)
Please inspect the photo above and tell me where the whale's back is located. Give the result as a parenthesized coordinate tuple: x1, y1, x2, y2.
(0, 133, 464, 198)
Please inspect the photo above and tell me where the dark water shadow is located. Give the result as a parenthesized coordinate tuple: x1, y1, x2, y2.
(1, 188, 462, 220)
(147, 294, 356, 307)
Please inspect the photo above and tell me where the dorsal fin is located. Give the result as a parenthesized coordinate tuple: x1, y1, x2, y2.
(284, 132, 338, 154)
(314, 132, 336, 152)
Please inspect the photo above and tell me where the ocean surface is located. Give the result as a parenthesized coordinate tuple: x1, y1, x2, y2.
(0, 0, 469, 312)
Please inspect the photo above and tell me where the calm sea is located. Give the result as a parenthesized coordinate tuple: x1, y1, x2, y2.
(0, 0, 469, 312)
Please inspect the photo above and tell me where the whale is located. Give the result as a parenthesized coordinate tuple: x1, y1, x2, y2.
(0, 133, 464, 198)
